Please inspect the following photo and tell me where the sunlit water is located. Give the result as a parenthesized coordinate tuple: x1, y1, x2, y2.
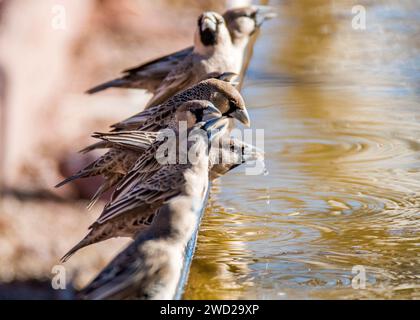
(184, 0, 420, 299)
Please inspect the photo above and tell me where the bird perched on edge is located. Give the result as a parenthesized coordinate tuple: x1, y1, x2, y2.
(60, 100, 224, 262)
(56, 78, 250, 208)
(60, 130, 263, 262)
(144, 11, 237, 108)
(85, 5, 276, 103)
(77, 113, 228, 300)
(95, 131, 264, 182)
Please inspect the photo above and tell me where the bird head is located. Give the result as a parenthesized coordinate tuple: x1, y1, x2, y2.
(175, 100, 221, 126)
(194, 11, 231, 55)
(222, 139, 264, 165)
(238, 140, 265, 163)
(204, 78, 250, 127)
(223, 5, 277, 43)
(209, 138, 265, 180)
(181, 101, 228, 142)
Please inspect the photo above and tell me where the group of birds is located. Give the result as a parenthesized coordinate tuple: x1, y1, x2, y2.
(56, 5, 275, 300)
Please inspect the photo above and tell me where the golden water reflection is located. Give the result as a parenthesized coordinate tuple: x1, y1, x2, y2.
(184, 0, 420, 299)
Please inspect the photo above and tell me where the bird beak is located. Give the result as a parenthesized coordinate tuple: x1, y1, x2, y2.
(231, 108, 251, 127)
(215, 72, 239, 83)
(204, 117, 229, 141)
(201, 14, 218, 32)
(253, 5, 277, 27)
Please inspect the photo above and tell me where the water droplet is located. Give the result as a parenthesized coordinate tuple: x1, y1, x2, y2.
(263, 167, 269, 176)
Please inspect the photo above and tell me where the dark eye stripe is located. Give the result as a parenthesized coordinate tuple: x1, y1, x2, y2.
(193, 108, 204, 122)
(228, 100, 237, 114)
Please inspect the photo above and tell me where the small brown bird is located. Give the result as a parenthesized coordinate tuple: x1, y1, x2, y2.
(75, 121, 223, 300)
(87, 10, 235, 108)
(85, 6, 276, 96)
(60, 101, 224, 262)
(95, 131, 264, 182)
(144, 11, 238, 108)
(112, 78, 249, 131)
(60, 135, 262, 262)
(56, 78, 249, 208)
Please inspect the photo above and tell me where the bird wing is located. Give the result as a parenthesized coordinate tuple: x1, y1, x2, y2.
(93, 130, 159, 152)
(110, 103, 174, 132)
(110, 104, 162, 131)
(144, 54, 195, 109)
(110, 139, 164, 203)
(123, 46, 193, 76)
(79, 141, 111, 154)
(95, 164, 187, 225)
(81, 107, 165, 154)
(85, 47, 193, 94)
(79, 240, 143, 299)
(55, 149, 129, 188)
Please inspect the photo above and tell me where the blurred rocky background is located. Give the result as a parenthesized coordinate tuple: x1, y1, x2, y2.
(0, 0, 235, 298)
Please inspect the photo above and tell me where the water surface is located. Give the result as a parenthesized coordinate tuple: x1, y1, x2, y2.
(184, 0, 420, 299)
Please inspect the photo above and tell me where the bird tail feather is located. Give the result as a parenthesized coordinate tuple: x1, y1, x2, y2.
(79, 141, 109, 154)
(85, 79, 127, 94)
(55, 173, 83, 188)
(60, 238, 89, 263)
